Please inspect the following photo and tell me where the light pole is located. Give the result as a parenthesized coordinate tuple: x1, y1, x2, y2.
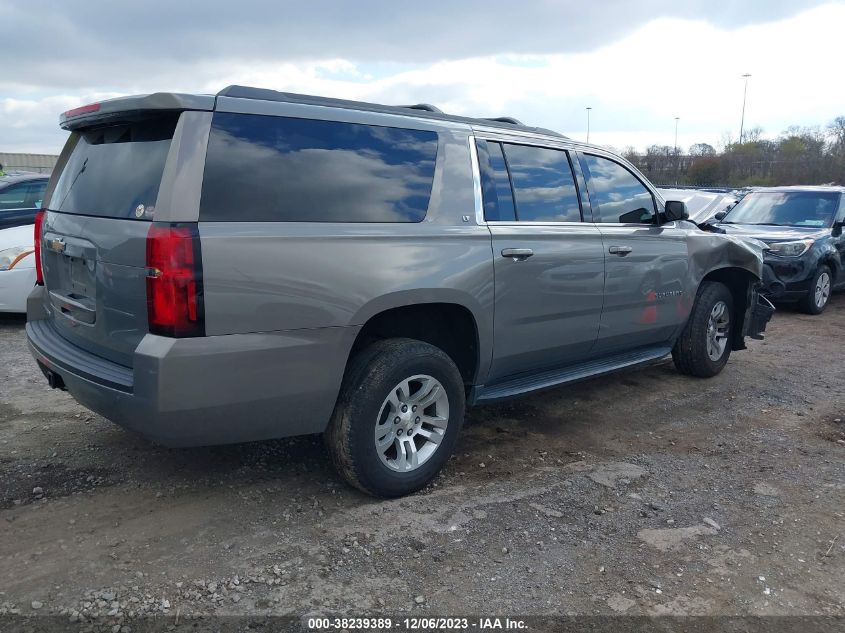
(586, 107, 592, 143)
(739, 73, 751, 144)
(674, 117, 680, 184)
(674, 117, 680, 154)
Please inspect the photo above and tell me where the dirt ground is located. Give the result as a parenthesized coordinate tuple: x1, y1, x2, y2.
(1, 296, 844, 625)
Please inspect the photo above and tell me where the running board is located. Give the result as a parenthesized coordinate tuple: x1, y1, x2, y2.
(471, 346, 672, 404)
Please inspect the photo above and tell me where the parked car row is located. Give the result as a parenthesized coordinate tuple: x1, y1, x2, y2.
(656, 187, 739, 224)
(657, 185, 845, 314)
(713, 187, 845, 314)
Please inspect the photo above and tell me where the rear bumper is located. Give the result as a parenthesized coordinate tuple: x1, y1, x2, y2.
(26, 290, 358, 447)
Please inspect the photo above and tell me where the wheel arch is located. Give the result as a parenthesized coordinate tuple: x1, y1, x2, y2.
(347, 294, 488, 386)
(818, 252, 840, 282)
(698, 266, 759, 351)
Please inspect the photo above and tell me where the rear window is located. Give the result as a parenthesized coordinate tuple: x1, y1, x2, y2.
(503, 143, 581, 222)
(48, 115, 178, 220)
(199, 113, 438, 222)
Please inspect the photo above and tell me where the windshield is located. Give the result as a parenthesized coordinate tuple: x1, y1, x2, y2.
(722, 191, 841, 228)
(49, 114, 178, 220)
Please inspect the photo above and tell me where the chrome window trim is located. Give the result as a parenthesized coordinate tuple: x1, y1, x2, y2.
(581, 222, 663, 228)
(468, 135, 485, 226)
(473, 131, 573, 153)
(485, 221, 587, 227)
(471, 126, 573, 147)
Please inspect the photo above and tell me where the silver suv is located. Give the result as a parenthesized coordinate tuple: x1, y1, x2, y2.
(27, 86, 773, 497)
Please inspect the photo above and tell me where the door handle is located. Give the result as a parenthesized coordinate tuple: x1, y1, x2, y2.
(608, 245, 633, 256)
(49, 290, 96, 325)
(501, 248, 534, 261)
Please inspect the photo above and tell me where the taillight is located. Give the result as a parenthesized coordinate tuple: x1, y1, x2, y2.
(63, 103, 101, 118)
(34, 210, 45, 285)
(145, 224, 204, 338)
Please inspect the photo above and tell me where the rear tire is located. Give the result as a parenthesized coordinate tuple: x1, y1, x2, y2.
(799, 265, 831, 315)
(672, 281, 734, 378)
(325, 338, 465, 498)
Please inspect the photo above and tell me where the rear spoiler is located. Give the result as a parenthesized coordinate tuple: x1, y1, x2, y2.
(60, 93, 215, 130)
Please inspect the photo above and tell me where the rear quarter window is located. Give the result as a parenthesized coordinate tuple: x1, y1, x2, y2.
(199, 113, 438, 222)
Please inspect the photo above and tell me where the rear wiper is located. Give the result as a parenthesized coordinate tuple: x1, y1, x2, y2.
(55, 157, 88, 210)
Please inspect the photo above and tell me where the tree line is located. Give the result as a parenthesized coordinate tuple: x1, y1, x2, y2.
(620, 116, 845, 188)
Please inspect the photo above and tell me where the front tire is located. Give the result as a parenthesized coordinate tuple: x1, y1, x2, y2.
(672, 281, 734, 378)
(799, 265, 832, 315)
(325, 338, 465, 497)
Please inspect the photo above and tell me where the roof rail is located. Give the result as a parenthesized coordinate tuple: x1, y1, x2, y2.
(214, 86, 567, 138)
(484, 116, 524, 125)
(400, 103, 444, 113)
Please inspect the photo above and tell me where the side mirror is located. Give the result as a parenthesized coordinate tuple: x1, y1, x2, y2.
(833, 221, 844, 237)
(714, 210, 728, 221)
(664, 200, 689, 222)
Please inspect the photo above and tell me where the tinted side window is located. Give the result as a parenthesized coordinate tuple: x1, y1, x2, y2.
(476, 140, 516, 222)
(200, 113, 438, 222)
(0, 183, 29, 210)
(581, 154, 656, 224)
(26, 181, 47, 207)
(502, 144, 581, 222)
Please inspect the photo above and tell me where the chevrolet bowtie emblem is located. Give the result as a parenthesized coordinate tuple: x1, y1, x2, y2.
(48, 238, 66, 253)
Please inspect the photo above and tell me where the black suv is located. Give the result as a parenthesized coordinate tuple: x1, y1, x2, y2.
(716, 187, 845, 314)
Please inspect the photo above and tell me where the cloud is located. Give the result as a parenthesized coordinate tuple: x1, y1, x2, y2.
(0, 1, 842, 153)
(0, 92, 121, 153)
(0, 0, 827, 88)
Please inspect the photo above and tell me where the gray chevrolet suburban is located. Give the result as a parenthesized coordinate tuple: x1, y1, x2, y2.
(26, 86, 773, 497)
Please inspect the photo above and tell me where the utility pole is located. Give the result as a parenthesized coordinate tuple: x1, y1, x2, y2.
(586, 107, 592, 143)
(739, 73, 751, 144)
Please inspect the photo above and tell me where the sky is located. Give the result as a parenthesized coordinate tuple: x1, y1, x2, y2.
(1, 0, 843, 154)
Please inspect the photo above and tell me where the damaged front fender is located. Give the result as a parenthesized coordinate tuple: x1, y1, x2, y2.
(687, 230, 766, 287)
(685, 227, 773, 348)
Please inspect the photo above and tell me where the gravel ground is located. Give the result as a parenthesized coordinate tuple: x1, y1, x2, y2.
(1, 296, 844, 625)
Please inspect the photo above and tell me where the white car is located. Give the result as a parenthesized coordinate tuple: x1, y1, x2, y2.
(657, 188, 739, 224)
(0, 223, 36, 312)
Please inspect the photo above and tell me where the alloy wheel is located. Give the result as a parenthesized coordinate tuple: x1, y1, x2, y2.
(374, 375, 450, 472)
(815, 271, 831, 309)
(706, 300, 730, 362)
